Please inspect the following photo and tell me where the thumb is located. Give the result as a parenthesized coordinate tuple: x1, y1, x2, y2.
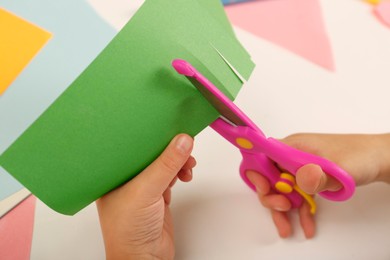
(296, 164, 342, 194)
(133, 134, 193, 198)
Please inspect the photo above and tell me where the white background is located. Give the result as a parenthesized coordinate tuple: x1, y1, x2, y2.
(31, 0, 390, 259)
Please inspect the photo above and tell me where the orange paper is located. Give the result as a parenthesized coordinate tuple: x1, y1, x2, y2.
(225, 0, 334, 70)
(0, 196, 36, 260)
(0, 8, 51, 95)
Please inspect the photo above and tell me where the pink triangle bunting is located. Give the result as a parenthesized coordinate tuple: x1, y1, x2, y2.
(225, 0, 335, 70)
(374, 1, 390, 28)
(0, 196, 36, 260)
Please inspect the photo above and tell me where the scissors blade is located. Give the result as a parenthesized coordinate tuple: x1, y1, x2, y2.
(186, 76, 247, 127)
(173, 59, 264, 134)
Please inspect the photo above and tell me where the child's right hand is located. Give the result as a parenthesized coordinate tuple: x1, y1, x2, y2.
(246, 133, 390, 238)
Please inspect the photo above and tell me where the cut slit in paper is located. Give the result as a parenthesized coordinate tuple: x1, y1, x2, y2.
(212, 44, 247, 83)
(224, 0, 335, 71)
(0, 8, 51, 95)
(374, 1, 390, 28)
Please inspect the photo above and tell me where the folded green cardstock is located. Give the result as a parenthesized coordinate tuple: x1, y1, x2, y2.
(0, 0, 255, 215)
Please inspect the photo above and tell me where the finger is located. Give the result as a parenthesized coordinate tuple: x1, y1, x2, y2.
(182, 156, 197, 170)
(247, 171, 293, 238)
(167, 170, 193, 203)
(296, 164, 342, 194)
(163, 187, 172, 205)
(170, 156, 196, 186)
(169, 176, 178, 188)
(260, 194, 291, 212)
(132, 134, 193, 198)
(299, 202, 316, 239)
(246, 170, 271, 195)
(271, 210, 292, 238)
(178, 169, 193, 182)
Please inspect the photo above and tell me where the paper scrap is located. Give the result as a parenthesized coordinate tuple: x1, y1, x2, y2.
(0, 8, 51, 95)
(224, 0, 335, 70)
(0, 196, 36, 260)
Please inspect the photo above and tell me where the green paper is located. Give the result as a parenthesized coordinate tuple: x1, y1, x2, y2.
(0, 0, 255, 215)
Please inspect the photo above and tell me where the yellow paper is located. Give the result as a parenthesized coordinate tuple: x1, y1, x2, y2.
(0, 8, 51, 95)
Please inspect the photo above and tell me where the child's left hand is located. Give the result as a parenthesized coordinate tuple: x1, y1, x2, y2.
(96, 134, 195, 260)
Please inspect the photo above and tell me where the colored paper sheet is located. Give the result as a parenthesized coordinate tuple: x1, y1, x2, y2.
(0, 1, 116, 156)
(374, 1, 390, 28)
(0, 8, 51, 95)
(0, 188, 31, 218)
(0, 167, 23, 200)
(0, 0, 255, 215)
(224, 0, 334, 70)
(0, 196, 36, 260)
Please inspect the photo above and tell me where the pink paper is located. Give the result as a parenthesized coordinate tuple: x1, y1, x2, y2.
(374, 1, 390, 28)
(225, 0, 334, 70)
(0, 196, 36, 260)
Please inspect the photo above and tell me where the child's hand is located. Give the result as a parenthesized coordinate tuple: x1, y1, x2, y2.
(246, 133, 390, 239)
(96, 134, 195, 260)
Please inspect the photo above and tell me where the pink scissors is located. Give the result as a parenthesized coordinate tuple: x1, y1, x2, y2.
(172, 59, 356, 214)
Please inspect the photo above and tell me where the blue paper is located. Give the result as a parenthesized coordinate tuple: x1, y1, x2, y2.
(0, 167, 23, 200)
(0, 0, 116, 155)
(0, 0, 117, 203)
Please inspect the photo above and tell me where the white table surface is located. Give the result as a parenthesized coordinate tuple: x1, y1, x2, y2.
(31, 1, 390, 259)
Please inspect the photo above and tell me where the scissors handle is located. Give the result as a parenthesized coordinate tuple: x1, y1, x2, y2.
(172, 59, 355, 203)
(211, 119, 355, 202)
(238, 152, 304, 208)
(239, 124, 355, 201)
(264, 137, 355, 201)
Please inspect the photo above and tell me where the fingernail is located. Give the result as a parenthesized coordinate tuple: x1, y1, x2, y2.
(185, 169, 193, 178)
(246, 172, 262, 194)
(274, 207, 285, 212)
(314, 172, 326, 193)
(254, 186, 262, 195)
(176, 135, 192, 154)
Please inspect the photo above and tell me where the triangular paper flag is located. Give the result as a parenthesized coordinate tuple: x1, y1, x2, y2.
(0, 8, 51, 95)
(225, 0, 334, 70)
(0, 196, 36, 260)
(0, 189, 31, 218)
(374, 1, 390, 28)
